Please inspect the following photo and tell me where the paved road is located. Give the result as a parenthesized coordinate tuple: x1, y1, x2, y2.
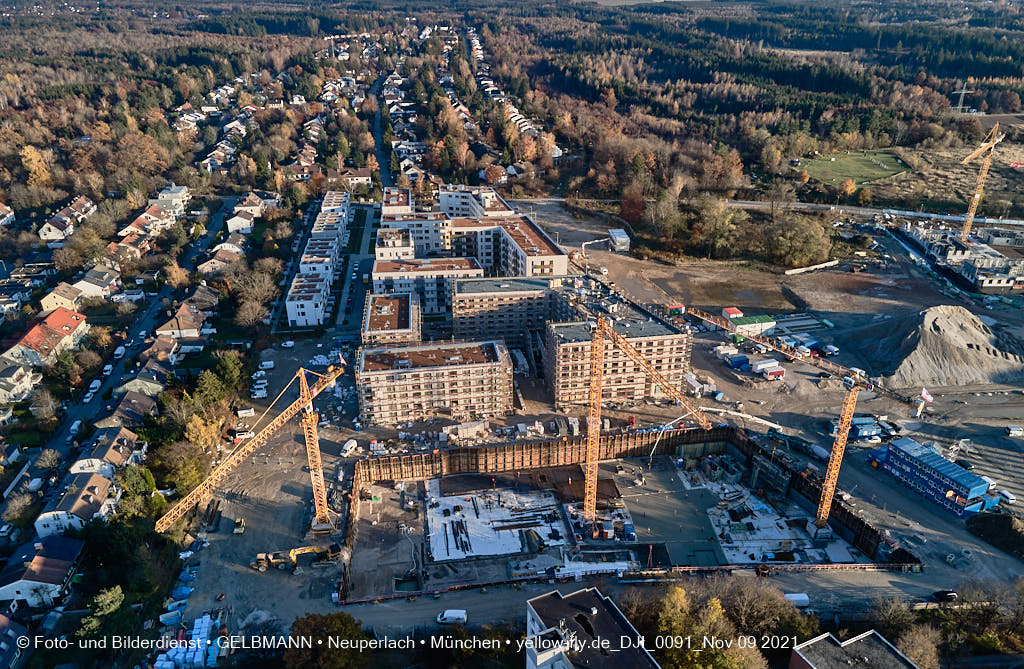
(517, 196, 1024, 229)
(370, 73, 393, 188)
(45, 197, 233, 459)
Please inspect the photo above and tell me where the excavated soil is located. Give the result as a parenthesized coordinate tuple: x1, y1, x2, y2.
(848, 305, 1024, 387)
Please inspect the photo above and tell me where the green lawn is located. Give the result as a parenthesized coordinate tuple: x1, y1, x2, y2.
(800, 150, 908, 185)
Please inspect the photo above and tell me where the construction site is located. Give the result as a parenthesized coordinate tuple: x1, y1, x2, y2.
(155, 159, 1024, 640)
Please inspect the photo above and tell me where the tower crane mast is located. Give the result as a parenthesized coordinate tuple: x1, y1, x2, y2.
(583, 317, 711, 533)
(155, 362, 345, 534)
(960, 122, 1005, 242)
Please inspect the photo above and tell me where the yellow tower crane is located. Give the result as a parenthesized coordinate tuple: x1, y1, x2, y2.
(154, 361, 345, 534)
(815, 376, 863, 529)
(960, 122, 1005, 243)
(583, 317, 712, 534)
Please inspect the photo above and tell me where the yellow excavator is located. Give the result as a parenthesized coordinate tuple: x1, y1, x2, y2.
(250, 543, 344, 573)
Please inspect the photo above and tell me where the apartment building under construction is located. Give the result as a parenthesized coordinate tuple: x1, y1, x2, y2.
(355, 341, 514, 426)
(361, 292, 422, 345)
(452, 276, 576, 349)
(543, 295, 691, 410)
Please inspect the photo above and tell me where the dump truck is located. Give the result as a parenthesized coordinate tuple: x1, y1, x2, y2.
(250, 543, 343, 573)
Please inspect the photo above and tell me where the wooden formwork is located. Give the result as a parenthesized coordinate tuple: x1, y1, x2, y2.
(347, 425, 920, 567)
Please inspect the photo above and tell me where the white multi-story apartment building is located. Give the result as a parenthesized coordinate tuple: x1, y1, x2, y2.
(381, 187, 413, 216)
(380, 212, 452, 254)
(439, 184, 515, 219)
(321, 190, 351, 217)
(285, 273, 331, 327)
(375, 228, 415, 261)
(299, 237, 340, 276)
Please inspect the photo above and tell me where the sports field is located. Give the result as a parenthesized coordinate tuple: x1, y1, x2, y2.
(801, 150, 908, 185)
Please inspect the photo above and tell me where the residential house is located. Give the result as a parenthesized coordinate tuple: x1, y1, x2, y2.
(233, 193, 265, 218)
(118, 205, 175, 238)
(38, 196, 96, 242)
(72, 265, 120, 300)
(69, 427, 144, 481)
(0, 364, 42, 405)
(0, 614, 28, 668)
(0, 280, 32, 306)
(0, 536, 84, 607)
(253, 191, 281, 210)
(337, 167, 373, 189)
(183, 285, 220, 316)
(0, 443, 21, 468)
(790, 630, 920, 669)
(39, 283, 82, 314)
(155, 303, 205, 339)
(37, 218, 74, 243)
(94, 391, 157, 429)
(197, 249, 242, 276)
(139, 337, 180, 367)
(225, 211, 255, 234)
(0, 203, 14, 227)
(213, 233, 247, 256)
(113, 360, 171, 398)
(3, 307, 88, 368)
(35, 473, 118, 538)
(148, 184, 190, 219)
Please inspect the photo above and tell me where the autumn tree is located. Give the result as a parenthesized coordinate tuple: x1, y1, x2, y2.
(692, 198, 748, 259)
(20, 145, 52, 186)
(619, 183, 644, 225)
(284, 613, 370, 669)
(185, 414, 221, 453)
(165, 262, 191, 290)
(838, 178, 857, 202)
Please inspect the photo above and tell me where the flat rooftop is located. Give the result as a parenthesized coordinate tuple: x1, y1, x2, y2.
(550, 310, 680, 342)
(365, 293, 411, 332)
(454, 276, 575, 295)
(359, 341, 502, 372)
(794, 631, 918, 669)
(377, 228, 412, 244)
(373, 258, 482, 274)
(452, 215, 564, 257)
(528, 588, 658, 669)
(382, 212, 449, 223)
(382, 187, 411, 208)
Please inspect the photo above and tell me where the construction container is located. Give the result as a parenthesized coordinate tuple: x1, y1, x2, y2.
(751, 359, 780, 374)
(666, 304, 686, 316)
(731, 315, 776, 337)
(714, 345, 738, 359)
(763, 368, 786, 381)
(725, 354, 749, 369)
(722, 307, 743, 319)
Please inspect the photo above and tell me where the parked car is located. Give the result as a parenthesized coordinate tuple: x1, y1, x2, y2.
(932, 590, 958, 603)
(954, 459, 974, 471)
(102, 364, 114, 376)
(83, 391, 95, 403)
(281, 341, 295, 348)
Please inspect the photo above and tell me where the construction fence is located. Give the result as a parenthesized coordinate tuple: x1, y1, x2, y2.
(343, 426, 921, 572)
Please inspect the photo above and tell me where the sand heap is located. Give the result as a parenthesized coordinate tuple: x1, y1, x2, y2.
(852, 305, 1024, 387)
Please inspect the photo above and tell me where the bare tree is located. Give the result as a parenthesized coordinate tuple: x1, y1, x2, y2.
(2, 493, 35, 525)
(36, 448, 62, 473)
(870, 596, 914, 638)
(896, 625, 941, 669)
(235, 272, 278, 306)
(235, 300, 268, 328)
(31, 388, 57, 420)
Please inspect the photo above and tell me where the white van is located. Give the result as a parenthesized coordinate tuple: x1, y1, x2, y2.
(258, 360, 275, 370)
(436, 609, 467, 624)
(999, 490, 1017, 505)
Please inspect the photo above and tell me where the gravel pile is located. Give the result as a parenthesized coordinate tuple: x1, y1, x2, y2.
(851, 305, 1024, 387)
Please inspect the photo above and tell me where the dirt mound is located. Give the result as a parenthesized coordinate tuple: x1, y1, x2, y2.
(849, 305, 1024, 387)
(967, 512, 1024, 562)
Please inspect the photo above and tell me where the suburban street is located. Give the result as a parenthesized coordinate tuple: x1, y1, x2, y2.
(40, 196, 233, 461)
